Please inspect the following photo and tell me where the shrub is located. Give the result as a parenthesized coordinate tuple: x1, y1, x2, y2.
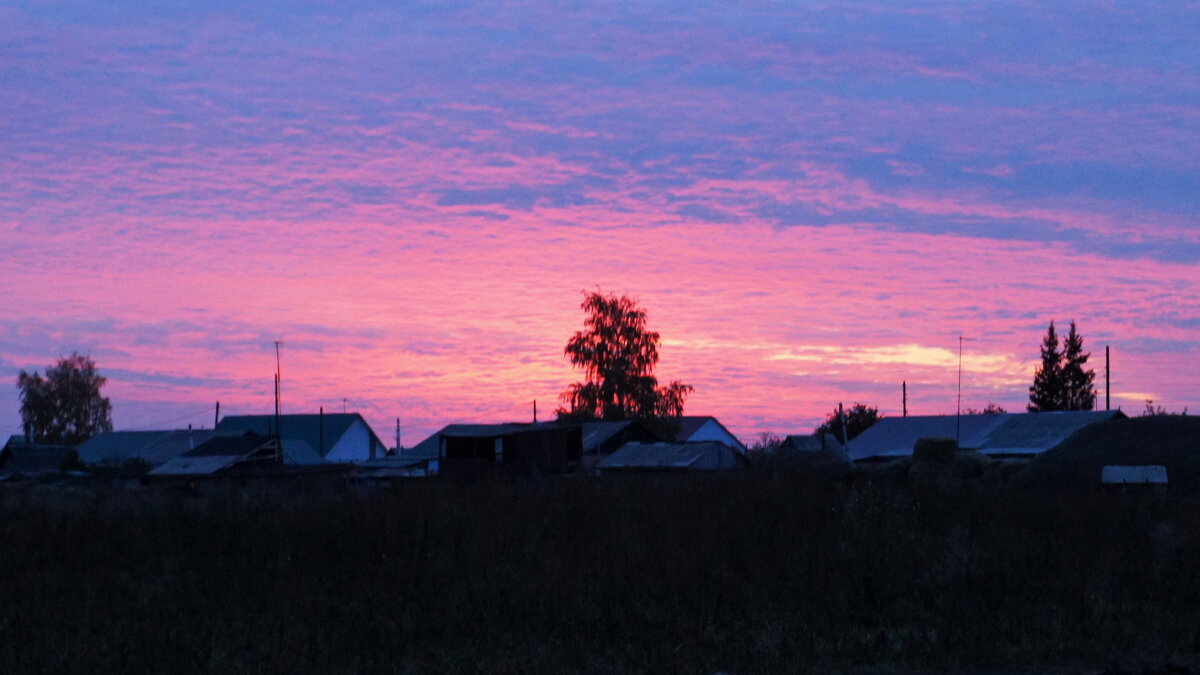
(912, 437, 957, 464)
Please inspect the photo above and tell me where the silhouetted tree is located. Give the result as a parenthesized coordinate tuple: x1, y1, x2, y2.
(1028, 320, 1096, 412)
(1141, 400, 1189, 417)
(814, 403, 881, 442)
(1061, 321, 1096, 411)
(748, 432, 784, 453)
(17, 352, 112, 445)
(557, 291, 693, 423)
(963, 403, 1007, 415)
(1028, 321, 1064, 412)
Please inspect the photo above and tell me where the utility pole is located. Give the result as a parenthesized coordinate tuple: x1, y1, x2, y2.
(273, 340, 284, 449)
(902, 381, 908, 417)
(395, 417, 401, 455)
(838, 402, 849, 452)
(273, 340, 284, 413)
(214, 401, 220, 428)
(956, 335, 972, 448)
(1105, 345, 1111, 411)
(533, 400, 538, 424)
(342, 398, 348, 414)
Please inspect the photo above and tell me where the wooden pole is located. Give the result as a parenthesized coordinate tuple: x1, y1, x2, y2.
(1106, 345, 1111, 411)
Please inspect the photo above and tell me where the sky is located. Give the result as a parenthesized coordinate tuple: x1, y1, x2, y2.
(2, 0, 1198, 446)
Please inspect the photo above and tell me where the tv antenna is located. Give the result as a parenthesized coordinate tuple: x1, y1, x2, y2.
(956, 335, 974, 446)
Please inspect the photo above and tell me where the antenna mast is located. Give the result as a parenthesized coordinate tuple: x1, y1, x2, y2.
(273, 340, 284, 446)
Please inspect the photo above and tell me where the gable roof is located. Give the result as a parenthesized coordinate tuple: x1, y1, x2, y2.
(676, 416, 712, 441)
(216, 413, 385, 458)
(675, 416, 748, 452)
(781, 434, 844, 453)
(849, 410, 1126, 461)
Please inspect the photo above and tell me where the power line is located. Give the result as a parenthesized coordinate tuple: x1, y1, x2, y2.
(122, 404, 218, 431)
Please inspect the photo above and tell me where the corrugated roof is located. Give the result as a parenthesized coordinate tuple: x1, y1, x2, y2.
(979, 410, 1125, 455)
(77, 429, 239, 466)
(149, 455, 242, 476)
(188, 433, 272, 457)
(598, 441, 746, 471)
(848, 414, 1009, 461)
(581, 421, 635, 452)
(148, 433, 278, 476)
(850, 411, 1126, 461)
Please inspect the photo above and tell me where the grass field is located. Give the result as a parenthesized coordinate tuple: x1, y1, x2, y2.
(2, 473, 1199, 673)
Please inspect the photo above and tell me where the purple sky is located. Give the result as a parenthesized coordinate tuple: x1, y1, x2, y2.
(2, 1, 1198, 444)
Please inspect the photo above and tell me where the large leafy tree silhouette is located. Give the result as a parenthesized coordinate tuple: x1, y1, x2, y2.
(557, 291, 693, 424)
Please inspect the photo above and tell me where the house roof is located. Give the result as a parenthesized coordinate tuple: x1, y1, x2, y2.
(281, 439, 326, 466)
(149, 455, 243, 476)
(979, 410, 1126, 455)
(849, 410, 1126, 461)
(215, 413, 385, 458)
(3, 435, 28, 451)
(581, 420, 636, 452)
(76, 429, 239, 466)
(404, 422, 569, 460)
(0, 442, 73, 475)
(598, 441, 748, 471)
(676, 415, 748, 452)
(676, 416, 712, 440)
(148, 433, 277, 476)
(437, 422, 563, 438)
(781, 434, 844, 453)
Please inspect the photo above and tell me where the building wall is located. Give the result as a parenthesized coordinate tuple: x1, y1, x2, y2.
(326, 420, 380, 462)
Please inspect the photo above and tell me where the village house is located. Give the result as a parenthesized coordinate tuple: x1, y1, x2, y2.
(216, 412, 389, 463)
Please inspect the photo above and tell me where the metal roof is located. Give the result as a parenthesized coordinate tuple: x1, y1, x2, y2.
(598, 441, 746, 471)
(216, 413, 386, 458)
(149, 455, 242, 476)
(781, 434, 844, 453)
(581, 420, 635, 452)
(77, 429, 240, 466)
(0, 443, 73, 475)
(979, 410, 1125, 455)
(849, 410, 1126, 461)
(281, 439, 325, 466)
(147, 433, 278, 476)
(675, 416, 748, 452)
(437, 422, 563, 438)
(404, 422, 567, 460)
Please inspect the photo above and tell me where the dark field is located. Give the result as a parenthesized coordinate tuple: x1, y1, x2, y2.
(2, 474, 1200, 673)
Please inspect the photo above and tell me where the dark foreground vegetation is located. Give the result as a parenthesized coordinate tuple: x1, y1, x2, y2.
(3, 474, 1200, 673)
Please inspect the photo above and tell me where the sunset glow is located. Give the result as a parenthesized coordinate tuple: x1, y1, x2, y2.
(2, 1, 1197, 443)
